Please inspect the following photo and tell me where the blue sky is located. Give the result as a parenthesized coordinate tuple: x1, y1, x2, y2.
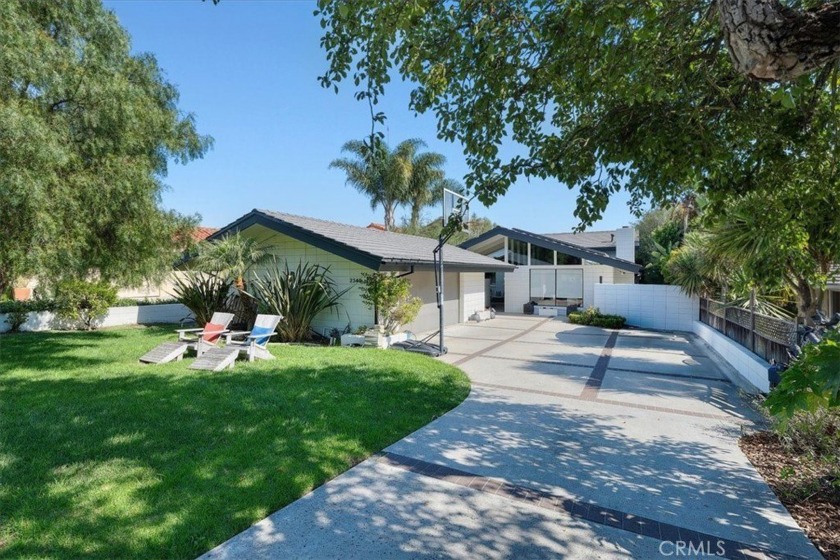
(105, 0, 636, 233)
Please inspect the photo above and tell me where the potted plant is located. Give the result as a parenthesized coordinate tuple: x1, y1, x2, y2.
(12, 278, 32, 301)
(341, 325, 368, 347)
(358, 272, 422, 348)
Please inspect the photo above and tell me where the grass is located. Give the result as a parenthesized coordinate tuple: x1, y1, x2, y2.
(0, 325, 470, 559)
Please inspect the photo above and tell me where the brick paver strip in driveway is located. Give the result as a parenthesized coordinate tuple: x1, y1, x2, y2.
(373, 452, 805, 560)
(200, 316, 822, 560)
(580, 331, 618, 400)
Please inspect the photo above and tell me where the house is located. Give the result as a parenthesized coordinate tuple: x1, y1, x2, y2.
(459, 226, 641, 314)
(208, 209, 514, 335)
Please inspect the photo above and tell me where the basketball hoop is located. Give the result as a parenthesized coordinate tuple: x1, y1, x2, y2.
(442, 187, 471, 235)
(433, 187, 472, 355)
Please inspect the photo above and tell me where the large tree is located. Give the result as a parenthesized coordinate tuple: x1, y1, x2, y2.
(329, 138, 452, 230)
(0, 0, 211, 294)
(316, 0, 840, 226)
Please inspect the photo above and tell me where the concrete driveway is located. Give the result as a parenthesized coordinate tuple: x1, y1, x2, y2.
(201, 316, 821, 560)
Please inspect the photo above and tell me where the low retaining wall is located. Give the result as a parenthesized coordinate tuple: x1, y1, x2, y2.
(0, 303, 191, 333)
(593, 284, 699, 332)
(693, 320, 770, 393)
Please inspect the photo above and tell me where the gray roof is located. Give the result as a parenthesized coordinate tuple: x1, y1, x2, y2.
(543, 229, 639, 250)
(211, 209, 514, 272)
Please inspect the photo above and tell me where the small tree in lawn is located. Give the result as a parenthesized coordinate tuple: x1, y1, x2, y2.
(359, 272, 422, 335)
(54, 281, 118, 331)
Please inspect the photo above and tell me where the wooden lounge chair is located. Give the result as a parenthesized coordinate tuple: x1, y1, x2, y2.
(224, 314, 283, 362)
(175, 312, 235, 357)
(139, 312, 235, 364)
(188, 314, 282, 371)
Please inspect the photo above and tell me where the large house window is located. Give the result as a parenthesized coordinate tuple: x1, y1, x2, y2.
(529, 269, 556, 305)
(556, 252, 582, 265)
(530, 245, 554, 266)
(529, 269, 583, 307)
(508, 239, 528, 266)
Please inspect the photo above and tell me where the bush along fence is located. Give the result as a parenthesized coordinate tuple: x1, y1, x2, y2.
(0, 302, 191, 333)
(699, 298, 796, 365)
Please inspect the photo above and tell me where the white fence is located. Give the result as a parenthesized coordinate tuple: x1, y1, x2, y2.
(0, 303, 191, 333)
(593, 284, 699, 332)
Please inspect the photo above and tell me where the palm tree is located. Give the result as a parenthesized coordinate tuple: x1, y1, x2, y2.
(330, 138, 452, 231)
(404, 148, 450, 230)
(194, 232, 268, 292)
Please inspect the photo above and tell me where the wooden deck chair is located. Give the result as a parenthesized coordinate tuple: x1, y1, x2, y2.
(175, 312, 236, 357)
(224, 314, 283, 362)
(140, 312, 235, 364)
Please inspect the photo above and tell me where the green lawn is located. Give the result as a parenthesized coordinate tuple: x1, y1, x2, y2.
(0, 326, 469, 559)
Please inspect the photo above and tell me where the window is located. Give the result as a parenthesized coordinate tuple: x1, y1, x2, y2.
(529, 269, 583, 307)
(556, 252, 582, 265)
(530, 245, 554, 266)
(482, 238, 506, 261)
(529, 269, 556, 305)
(508, 239, 528, 266)
(556, 269, 583, 306)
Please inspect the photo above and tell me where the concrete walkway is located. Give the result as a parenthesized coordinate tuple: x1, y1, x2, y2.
(200, 316, 821, 559)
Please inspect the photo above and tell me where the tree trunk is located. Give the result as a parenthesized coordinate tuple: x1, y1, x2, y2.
(718, 0, 840, 82)
(795, 276, 824, 322)
(383, 204, 395, 231)
(409, 204, 421, 230)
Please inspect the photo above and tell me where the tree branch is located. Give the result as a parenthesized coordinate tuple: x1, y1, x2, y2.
(719, 0, 840, 82)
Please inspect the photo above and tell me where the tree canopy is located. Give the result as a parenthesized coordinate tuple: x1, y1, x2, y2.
(0, 0, 211, 294)
(316, 0, 840, 226)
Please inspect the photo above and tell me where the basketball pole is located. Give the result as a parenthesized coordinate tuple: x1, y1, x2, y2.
(435, 187, 469, 355)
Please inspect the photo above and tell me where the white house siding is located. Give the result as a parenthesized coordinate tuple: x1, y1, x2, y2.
(459, 272, 486, 322)
(252, 228, 374, 335)
(247, 226, 469, 335)
(405, 271, 460, 334)
(504, 263, 628, 313)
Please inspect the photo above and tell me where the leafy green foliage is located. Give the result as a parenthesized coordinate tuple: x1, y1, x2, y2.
(248, 260, 349, 342)
(2, 301, 30, 332)
(0, 326, 469, 559)
(316, 1, 840, 227)
(358, 272, 422, 335)
(567, 307, 626, 329)
(172, 272, 233, 327)
(0, 0, 211, 293)
(194, 232, 269, 291)
(53, 280, 118, 330)
(399, 215, 496, 246)
(766, 329, 840, 420)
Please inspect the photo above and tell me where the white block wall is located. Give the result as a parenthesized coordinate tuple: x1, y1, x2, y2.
(593, 284, 699, 332)
(460, 272, 486, 322)
(693, 321, 770, 393)
(0, 303, 191, 333)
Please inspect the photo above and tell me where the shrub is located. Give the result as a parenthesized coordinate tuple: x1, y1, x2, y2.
(248, 260, 348, 342)
(172, 272, 233, 327)
(54, 280, 118, 330)
(568, 306, 626, 329)
(358, 272, 422, 335)
(3, 301, 29, 332)
(766, 328, 840, 420)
